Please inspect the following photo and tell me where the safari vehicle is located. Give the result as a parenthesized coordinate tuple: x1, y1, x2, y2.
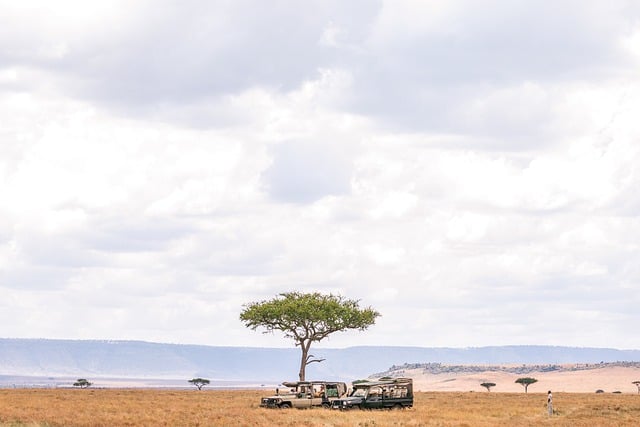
(260, 380, 348, 409)
(331, 377, 413, 410)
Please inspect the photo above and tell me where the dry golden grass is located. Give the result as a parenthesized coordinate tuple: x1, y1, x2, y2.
(0, 388, 639, 426)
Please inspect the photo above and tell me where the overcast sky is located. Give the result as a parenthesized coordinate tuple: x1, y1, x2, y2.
(1, 0, 640, 350)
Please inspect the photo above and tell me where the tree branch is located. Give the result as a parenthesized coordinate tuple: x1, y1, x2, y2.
(305, 354, 326, 366)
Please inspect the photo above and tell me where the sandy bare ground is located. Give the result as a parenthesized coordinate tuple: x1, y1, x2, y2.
(410, 366, 640, 393)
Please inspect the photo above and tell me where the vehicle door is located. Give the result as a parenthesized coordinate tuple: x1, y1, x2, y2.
(310, 383, 326, 406)
(364, 386, 384, 409)
(294, 385, 314, 408)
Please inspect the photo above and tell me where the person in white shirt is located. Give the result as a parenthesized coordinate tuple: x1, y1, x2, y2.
(547, 390, 553, 416)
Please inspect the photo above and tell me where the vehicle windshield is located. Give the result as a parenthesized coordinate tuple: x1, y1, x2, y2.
(351, 388, 367, 397)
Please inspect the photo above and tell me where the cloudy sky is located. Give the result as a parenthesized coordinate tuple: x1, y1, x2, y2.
(1, 0, 640, 350)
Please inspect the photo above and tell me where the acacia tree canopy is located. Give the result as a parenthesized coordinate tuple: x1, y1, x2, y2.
(480, 382, 496, 392)
(515, 377, 538, 393)
(73, 378, 92, 388)
(188, 378, 210, 390)
(240, 292, 380, 381)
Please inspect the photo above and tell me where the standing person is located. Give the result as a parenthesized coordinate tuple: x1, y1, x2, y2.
(547, 390, 553, 416)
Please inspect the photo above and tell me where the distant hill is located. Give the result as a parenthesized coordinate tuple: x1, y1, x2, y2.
(373, 361, 640, 378)
(1, 339, 639, 383)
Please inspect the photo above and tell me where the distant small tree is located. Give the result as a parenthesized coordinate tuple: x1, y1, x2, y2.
(515, 377, 538, 393)
(480, 382, 496, 392)
(73, 379, 92, 388)
(188, 378, 210, 390)
(633, 381, 640, 394)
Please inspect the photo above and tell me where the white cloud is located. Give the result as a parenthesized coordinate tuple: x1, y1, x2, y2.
(0, 1, 639, 351)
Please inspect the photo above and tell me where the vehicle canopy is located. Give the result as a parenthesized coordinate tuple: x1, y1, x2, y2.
(352, 378, 413, 389)
(281, 380, 347, 397)
(354, 378, 412, 386)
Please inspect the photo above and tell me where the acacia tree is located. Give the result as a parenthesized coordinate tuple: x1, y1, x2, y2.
(240, 292, 380, 381)
(73, 379, 92, 388)
(188, 378, 210, 390)
(480, 382, 496, 392)
(633, 381, 640, 394)
(515, 377, 538, 393)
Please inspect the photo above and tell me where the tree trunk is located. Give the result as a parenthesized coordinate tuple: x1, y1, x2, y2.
(298, 340, 311, 381)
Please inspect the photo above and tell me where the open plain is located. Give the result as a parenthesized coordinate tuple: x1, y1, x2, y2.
(410, 365, 640, 393)
(1, 388, 639, 426)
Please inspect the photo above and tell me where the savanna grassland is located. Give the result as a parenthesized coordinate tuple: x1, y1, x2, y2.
(1, 388, 639, 426)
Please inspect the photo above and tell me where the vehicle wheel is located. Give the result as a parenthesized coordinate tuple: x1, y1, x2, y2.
(279, 403, 292, 409)
(322, 402, 331, 409)
(392, 403, 403, 410)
